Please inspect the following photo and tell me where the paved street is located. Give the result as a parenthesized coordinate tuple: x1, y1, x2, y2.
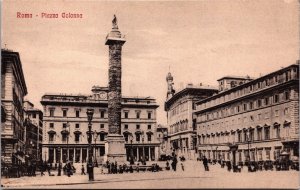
(2, 160, 299, 189)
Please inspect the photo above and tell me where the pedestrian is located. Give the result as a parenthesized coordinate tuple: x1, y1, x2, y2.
(47, 162, 52, 176)
(81, 164, 86, 175)
(129, 165, 133, 173)
(203, 156, 209, 171)
(181, 162, 184, 171)
(115, 161, 118, 173)
(27, 163, 32, 176)
(172, 155, 178, 171)
(66, 162, 70, 177)
(32, 162, 36, 176)
(57, 162, 62, 176)
(4, 166, 9, 178)
(123, 163, 127, 173)
(119, 165, 123, 174)
(227, 161, 232, 172)
(107, 162, 111, 174)
(40, 162, 45, 176)
(166, 161, 170, 170)
(155, 164, 160, 172)
(136, 163, 140, 172)
(111, 162, 115, 174)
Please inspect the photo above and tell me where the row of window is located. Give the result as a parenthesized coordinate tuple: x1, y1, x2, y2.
(169, 119, 189, 134)
(199, 91, 290, 122)
(198, 66, 298, 111)
(170, 101, 188, 118)
(48, 133, 107, 142)
(200, 148, 280, 161)
(198, 124, 290, 145)
(199, 108, 289, 130)
(48, 133, 153, 143)
(48, 109, 153, 119)
(123, 133, 152, 142)
(49, 123, 153, 130)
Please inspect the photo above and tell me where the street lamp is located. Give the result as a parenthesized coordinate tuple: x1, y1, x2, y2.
(93, 130, 98, 167)
(86, 109, 94, 181)
(66, 123, 70, 162)
(246, 130, 251, 172)
(141, 132, 146, 165)
(129, 134, 134, 165)
(229, 143, 238, 172)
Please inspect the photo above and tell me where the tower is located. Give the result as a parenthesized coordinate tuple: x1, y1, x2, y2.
(166, 72, 175, 99)
(104, 15, 126, 163)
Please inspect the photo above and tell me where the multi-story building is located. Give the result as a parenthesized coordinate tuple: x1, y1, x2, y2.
(165, 72, 218, 159)
(24, 101, 43, 162)
(195, 63, 299, 165)
(156, 124, 169, 159)
(1, 49, 28, 168)
(41, 86, 160, 164)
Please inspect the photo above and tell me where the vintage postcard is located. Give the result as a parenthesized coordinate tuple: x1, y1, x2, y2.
(1, 0, 299, 189)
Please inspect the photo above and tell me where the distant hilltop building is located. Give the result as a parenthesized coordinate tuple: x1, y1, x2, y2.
(41, 86, 160, 164)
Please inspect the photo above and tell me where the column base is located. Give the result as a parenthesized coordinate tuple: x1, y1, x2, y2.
(104, 134, 126, 164)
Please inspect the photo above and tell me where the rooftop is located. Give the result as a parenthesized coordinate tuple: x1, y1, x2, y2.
(217, 75, 255, 81)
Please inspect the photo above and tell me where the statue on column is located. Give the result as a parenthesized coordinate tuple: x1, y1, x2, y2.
(112, 14, 118, 29)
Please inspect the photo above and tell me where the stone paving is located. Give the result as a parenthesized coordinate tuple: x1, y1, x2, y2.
(1, 160, 299, 189)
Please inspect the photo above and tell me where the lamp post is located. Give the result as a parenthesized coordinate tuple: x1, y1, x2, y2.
(229, 143, 238, 172)
(129, 134, 134, 165)
(246, 130, 251, 172)
(141, 132, 146, 165)
(86, 109, 94, 181)
(93, 130, 98, 167)
(66, 123, 70, 162)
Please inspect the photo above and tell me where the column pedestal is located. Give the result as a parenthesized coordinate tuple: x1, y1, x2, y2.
(104, 134, 126, 163)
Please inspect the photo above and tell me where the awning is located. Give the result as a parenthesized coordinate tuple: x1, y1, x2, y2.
(48, 130, 56, 134)
(61, 130, 69, 135)
(123, 131, 132, 135)
(86, 131, 95, 135)
(14, 154, 25, 163)
(280, 151, 289, 156)
(146, 131, 153, 135)
(98, 131, 108, 134)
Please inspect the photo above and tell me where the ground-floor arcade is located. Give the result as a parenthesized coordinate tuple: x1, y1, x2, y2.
(42, 143, 160, 163)
(197, 139, 299, 164)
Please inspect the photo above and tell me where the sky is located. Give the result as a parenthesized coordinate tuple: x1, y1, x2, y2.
(2, 0, 299, 125)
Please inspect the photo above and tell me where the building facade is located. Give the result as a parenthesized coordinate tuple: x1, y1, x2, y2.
(1, 49, 28, 167)
(24, 101, 43, 162)
(156, 124, 169, 159)
(195, 63, 299, 165)
(165, 72, 218, 159)
(41, 86, 160, 164)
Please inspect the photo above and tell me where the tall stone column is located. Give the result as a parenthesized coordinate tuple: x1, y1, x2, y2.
(104, 15, 126, 163)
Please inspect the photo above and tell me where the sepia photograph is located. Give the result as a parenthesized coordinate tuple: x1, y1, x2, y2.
(1, 0, 299, 189)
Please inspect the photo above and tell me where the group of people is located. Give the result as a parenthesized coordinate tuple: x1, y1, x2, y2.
(106, 161, 134, 174)
(165, 153, 185, 172)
